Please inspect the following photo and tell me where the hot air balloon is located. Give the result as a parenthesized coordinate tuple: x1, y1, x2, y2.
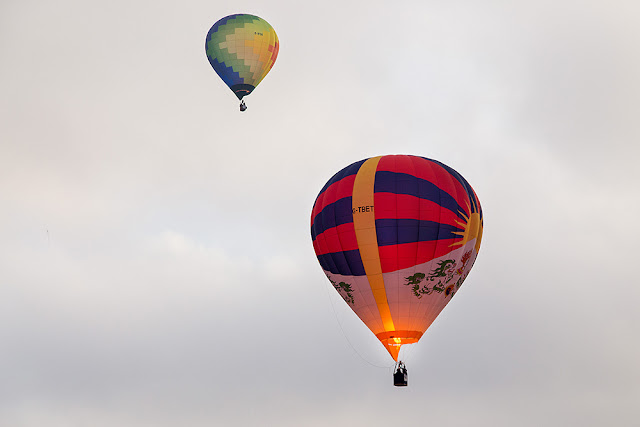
(310, 155, 483, 386)
(205, 14, 279, 112)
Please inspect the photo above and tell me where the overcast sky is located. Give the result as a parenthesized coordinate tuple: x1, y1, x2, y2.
(1, 0, 639, 425)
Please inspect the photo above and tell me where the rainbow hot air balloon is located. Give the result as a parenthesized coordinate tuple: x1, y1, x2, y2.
(311, 155, 483, 368)
(205, 14, 279, 111)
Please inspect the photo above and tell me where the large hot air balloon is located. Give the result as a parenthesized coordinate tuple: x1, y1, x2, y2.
(205, 14, 279, 111)
(311, 155, 483, 383)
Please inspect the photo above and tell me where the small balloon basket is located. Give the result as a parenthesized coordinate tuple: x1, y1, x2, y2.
(393, 361, 408, 387)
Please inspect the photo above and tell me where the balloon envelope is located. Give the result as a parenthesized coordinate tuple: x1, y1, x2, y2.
(205, 14, 279, 100)
(311, 155, 483, 361)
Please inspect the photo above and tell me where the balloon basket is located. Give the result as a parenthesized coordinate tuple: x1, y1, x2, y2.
(393, 361, 408, 387)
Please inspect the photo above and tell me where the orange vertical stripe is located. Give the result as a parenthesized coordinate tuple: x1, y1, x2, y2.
(352, 157, 395, 332)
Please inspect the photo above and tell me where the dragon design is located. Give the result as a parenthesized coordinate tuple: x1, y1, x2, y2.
(404, 271, 443, 298)
(404, 272, 425, 285)
(403, 255, 472, 299)
(329, 278, 355, 305)
(428, 259, 457, 283)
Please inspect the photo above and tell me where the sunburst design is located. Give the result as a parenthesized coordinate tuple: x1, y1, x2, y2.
(451, 201, 483, 252)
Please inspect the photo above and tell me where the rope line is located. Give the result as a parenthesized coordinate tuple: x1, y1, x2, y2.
(322, 281, 394, 370)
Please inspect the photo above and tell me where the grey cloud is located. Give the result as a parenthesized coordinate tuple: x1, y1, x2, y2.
(1, 0, 638, 425)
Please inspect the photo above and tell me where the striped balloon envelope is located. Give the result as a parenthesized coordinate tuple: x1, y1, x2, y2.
(205, 14, 279, 101)
(311, 155, 483, 361)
